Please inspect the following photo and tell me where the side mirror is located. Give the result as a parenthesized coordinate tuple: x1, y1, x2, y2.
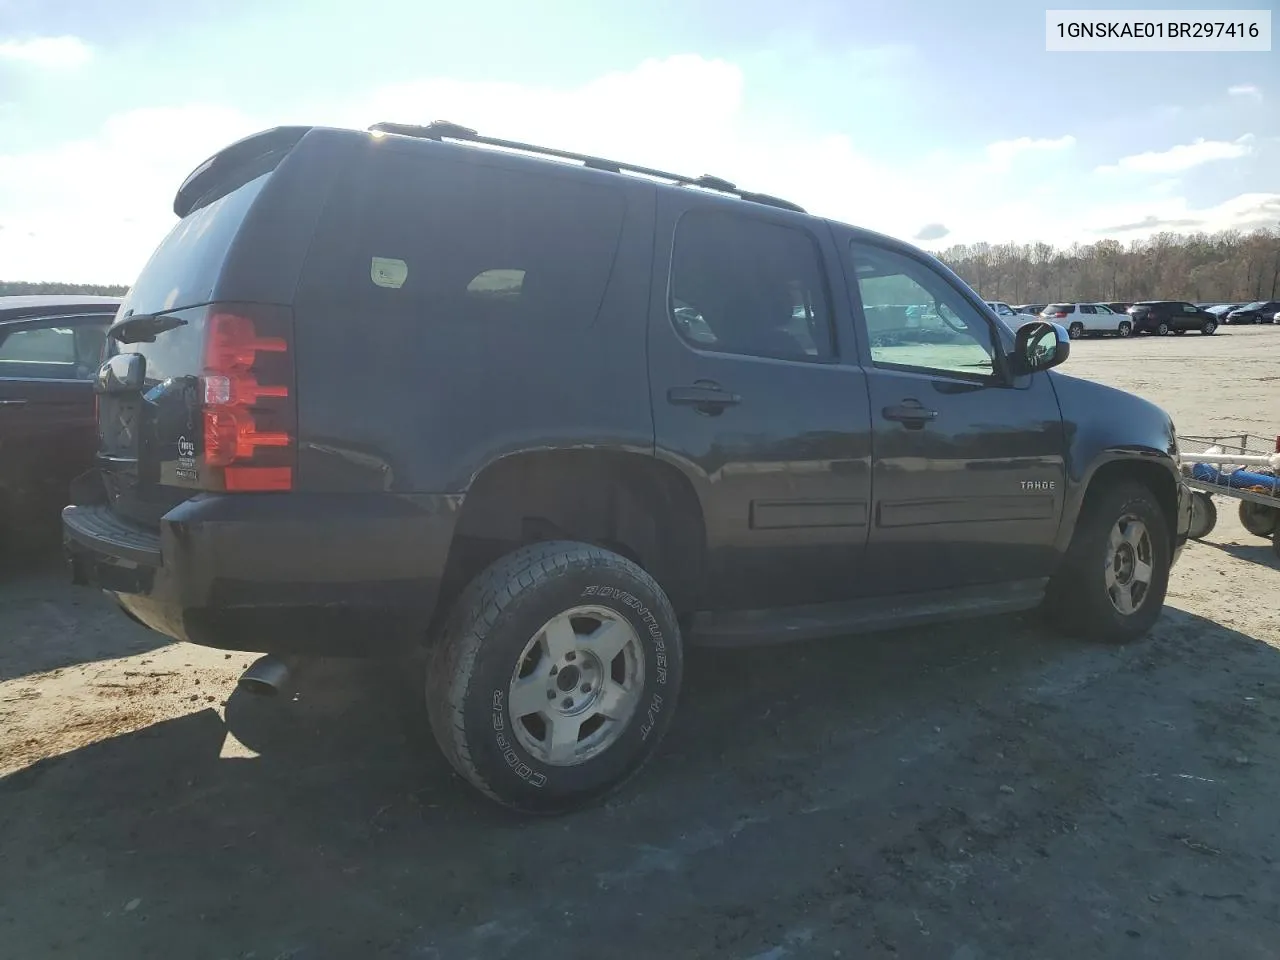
(1010, 320, 1070, 375)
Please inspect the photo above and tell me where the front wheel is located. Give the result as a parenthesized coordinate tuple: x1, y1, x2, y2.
(426, 541, 682, 814)
(1117, 321, 1132, 338)
(1156, 321, 1170, 336)
(1046, 483, 1171, 643)
(1202, 320, 1217, 335)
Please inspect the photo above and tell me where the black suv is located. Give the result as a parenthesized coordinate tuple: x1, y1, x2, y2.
(63, 123, 1193, 813)
(1127, 301, 1220, 336)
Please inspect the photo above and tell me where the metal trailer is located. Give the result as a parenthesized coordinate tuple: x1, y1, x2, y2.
(1177, 433, 1280, 558)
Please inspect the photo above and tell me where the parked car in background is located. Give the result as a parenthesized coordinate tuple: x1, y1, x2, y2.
(1206, 303, 1243, 319)
(1105, 302, 1132, 314)
(1041, 303, 1134, 338)
(1016, 304, 1046, 316)
(985, 301, 1031, 325)
(0, 295, 120, 548)
(1225, 301, 1280, 325)
(1126, 301, 1219, 336)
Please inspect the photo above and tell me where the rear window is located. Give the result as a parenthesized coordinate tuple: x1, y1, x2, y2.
(299, 144, 626, 330)
(1046, 303, 1072, 312)
(122, 171, 272, 316)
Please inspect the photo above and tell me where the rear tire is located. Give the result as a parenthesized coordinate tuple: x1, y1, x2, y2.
(426, 540, 682, 814)
(1239, 500, 1279, 538)
(1118, 321, 1132, 337)
(1201, 320, 1217, 335)
(1046, 483, 1171, 644)
(1068, 322, 1085, 339)
(1188, 492, 1217, 540)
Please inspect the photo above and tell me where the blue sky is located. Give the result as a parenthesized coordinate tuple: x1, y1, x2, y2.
(0, 0, 1276, 282)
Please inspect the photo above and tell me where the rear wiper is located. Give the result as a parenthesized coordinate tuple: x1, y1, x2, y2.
(107, 311, 187, 344)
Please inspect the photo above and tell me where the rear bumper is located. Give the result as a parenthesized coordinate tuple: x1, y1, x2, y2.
(64, 490, 462, 656)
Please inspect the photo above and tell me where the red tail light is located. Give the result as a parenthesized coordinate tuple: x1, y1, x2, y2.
(1053, 311, 1068, 318)
(200, 306, 296, 492)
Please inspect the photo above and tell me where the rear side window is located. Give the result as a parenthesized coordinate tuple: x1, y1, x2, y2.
(668, 210, 833, 362)
(302, 146, 626, 330)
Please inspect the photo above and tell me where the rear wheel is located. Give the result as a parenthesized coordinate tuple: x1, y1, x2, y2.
(1202, 320, 1217, 335)
(426, 540, 682, 814)
(1117, 321, 1132, 337)
(1046, 483, 1171, 643)
(1068, 321, 1085, 339)
(1239, 500, 1279, 538)
(1188, 492, 1217, 540)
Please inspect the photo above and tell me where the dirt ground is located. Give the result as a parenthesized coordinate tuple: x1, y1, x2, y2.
(3, 326, 1280, 960)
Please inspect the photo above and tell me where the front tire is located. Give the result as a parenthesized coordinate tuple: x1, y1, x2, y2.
(1117, 321, 1132, 338)
(1201, 320, 1217, 335)
(1046, 483, 1171, 644)
(1156, 321, 1170, 336)
(426, 541, 682, 814)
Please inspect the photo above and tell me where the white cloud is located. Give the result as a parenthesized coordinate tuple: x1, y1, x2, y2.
(1228, 83, 1263, 100)
(983, 135, 1076, 172)
(1097, 136, 1254, 174)
(0, 36, 92, 68)
(0, 55, 1270, 283)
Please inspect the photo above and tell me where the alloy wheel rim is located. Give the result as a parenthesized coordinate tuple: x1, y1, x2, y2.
(507, 605, 645, 766)
(1103, 515, 1154, 615)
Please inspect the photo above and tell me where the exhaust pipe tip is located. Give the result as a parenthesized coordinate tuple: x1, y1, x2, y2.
(239, 655, 293, 696)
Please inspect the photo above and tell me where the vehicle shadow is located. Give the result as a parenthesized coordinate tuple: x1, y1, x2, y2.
(1201, 539, 1280, 569)
(0, 549, 168, 682)
(3, 608, 1280, 959)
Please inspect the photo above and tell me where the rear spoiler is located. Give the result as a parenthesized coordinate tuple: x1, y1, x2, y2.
(173, 126, 312, 218)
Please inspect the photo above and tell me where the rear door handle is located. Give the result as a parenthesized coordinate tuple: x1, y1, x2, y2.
(882, 401, 938, 428)
(667, 382, 741, 415)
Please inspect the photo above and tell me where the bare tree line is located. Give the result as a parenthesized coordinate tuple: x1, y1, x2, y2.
(1, 281, 128, 297)
(936, 228, 1280, 305)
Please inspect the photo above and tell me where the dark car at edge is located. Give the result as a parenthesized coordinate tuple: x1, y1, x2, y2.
(1, 295, 120, 550)
(63, 122, 1194, 813)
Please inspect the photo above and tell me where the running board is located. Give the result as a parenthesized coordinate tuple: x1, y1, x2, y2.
(686, 578, 1048, 648)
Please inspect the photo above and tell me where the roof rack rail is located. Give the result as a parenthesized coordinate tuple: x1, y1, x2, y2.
(367, 120, 806, 214)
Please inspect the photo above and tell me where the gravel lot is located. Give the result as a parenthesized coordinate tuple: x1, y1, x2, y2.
(3, 326, 1280, 960)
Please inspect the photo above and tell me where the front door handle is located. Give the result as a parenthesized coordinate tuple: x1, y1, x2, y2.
(0, 399, 28, 406)
(882, 400, 938, 429)
(667, 382, 741, 415)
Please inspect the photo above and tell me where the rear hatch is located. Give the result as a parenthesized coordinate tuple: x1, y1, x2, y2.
(96, 126, 329, 526)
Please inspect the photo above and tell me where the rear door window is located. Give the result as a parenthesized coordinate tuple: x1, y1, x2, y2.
(0, 316, 109, 380)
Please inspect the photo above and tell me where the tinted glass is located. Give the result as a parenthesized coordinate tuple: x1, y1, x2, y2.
(669, 210, 833, 362)
(1080, 304, 1096, 314)
(1047, 303, 1073, 313)
(849, 242, 997, 379)
(302, 147, 626, 332)
(124, 172, 272, 315)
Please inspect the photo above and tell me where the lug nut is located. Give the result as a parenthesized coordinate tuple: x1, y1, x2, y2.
(562, 697, 573, 708)
(550, 665, 558, 676)
(580, 683, 591, 693)
(546, 690, 556, 700)
(565, 652, 576, 662)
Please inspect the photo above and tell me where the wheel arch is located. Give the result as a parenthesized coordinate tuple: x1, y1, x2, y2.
(436, 447, 708, 625)
(1057, 452, 1180, 554)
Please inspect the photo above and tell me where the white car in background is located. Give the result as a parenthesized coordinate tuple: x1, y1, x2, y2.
(1041, 302, 1134, 339)
(985, 301, 1038, 329)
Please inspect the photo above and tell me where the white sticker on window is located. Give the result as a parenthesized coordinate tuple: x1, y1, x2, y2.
(370, 257, 408, 289)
